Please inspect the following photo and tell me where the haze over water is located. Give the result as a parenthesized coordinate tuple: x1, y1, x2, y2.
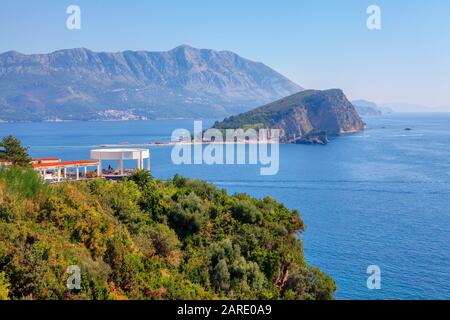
(1, 113, 449, 299)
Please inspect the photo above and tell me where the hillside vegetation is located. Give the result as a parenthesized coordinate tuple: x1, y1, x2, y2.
(0, 168, 335, 300)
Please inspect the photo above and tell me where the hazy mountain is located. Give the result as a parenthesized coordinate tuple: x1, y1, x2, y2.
(352, 99, 392, 116)
(214, 89, 364, 144)
(380, 103, 450, 113)
(0, 45, 302, 122)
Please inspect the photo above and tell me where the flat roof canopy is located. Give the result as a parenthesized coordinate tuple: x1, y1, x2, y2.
(90, 148, 150, 161)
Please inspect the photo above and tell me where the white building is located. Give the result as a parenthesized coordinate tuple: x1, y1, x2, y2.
(90, 148, 150, 176)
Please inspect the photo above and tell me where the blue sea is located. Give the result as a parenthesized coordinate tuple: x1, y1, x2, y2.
(1, 113, 449, 300)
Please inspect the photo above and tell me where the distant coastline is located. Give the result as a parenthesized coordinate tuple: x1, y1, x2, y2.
(97, 140, 277, 148)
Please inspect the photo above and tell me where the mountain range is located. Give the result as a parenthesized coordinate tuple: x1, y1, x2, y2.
(0, 45, 302, 122)
(352, 99, 393, 116)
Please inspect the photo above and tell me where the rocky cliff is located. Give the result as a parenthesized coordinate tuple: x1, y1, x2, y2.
(213, 89, 365, 143)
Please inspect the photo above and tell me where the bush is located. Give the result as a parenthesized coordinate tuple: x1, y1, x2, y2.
(231, 199, 262, 224)
(212, 259, 230, 292)
(127, 170, 153, 191)
(0, 167, 50, 199)
(0, 272, 10, 300)
(146, 223, 180, 257)
(139, 180, 168, 223)
(168, 192, 207, 238)
(208, 239, 265, 297)
(89, 179, 146, 234)
(282, 265, 336, 300)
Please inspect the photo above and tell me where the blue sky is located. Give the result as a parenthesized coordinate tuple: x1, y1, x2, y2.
(1, 0, 449, 107)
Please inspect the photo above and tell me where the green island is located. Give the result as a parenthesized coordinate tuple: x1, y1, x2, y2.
(0, 137, 335, 300)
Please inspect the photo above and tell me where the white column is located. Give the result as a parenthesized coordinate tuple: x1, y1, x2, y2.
(97, 162, 102, 177)
(57, 168, 61, 182)
(147, 157, 151, 171)
(84, 166, 87, 175)
(63, 168, 67, 180)
(118, 160, 124, 175)
(76, 166, 80, 180)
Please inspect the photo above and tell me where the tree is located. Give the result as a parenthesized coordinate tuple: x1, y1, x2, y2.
(231, 199, 262, 224)
(127, 170, 153, 191)
(146, 223, 180, 257)
(168, 192, 207, 238)
(0, 135, 31, 167)
(212, 259, 230, 292)
(282, 265, 336, 300)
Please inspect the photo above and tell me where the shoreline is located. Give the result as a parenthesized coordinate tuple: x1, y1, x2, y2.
(98, 140, 278, 148)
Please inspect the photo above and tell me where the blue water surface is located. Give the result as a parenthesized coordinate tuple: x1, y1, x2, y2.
(1, 113, 449, 300)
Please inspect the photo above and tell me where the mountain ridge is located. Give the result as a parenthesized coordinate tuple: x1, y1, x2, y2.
(352, 99, 393, 116)
(0, 46, 302, 122)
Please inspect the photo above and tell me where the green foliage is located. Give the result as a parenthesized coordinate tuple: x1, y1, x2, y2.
(89, 179, 146, 234)
(282, 265, 336, 300)
(144, 223, 180, 257)
(0, 168, 335, 300)
(212, 259, 230, 292)
(208, 239, 265, 297)
(0, 272, 10, 300)
(0, 135, 32, 167)
(0, 167, 50, 199)
(231, 199, 262, 224)
(168, 192, 208, 238)
(127, 170, 153, 191)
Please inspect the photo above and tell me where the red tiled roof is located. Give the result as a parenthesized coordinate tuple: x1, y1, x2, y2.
(1, 158, 60, 163)
(33, 160, 98, 168)
(32, 158, 60, 161)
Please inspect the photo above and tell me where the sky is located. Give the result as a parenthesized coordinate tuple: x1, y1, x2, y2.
(1, 0, 449, 108)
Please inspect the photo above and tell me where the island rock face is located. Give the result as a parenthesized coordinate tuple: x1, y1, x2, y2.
(0, 46, 302, 121)
(213, 89, 365, 143)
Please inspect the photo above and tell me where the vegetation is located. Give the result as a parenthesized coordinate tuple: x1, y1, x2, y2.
(0, 272, 10, 300)
(0, 167, 335, 300)
(0, 135, 32, 167)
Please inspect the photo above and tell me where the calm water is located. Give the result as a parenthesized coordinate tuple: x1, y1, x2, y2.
(1, 114, 449, 300)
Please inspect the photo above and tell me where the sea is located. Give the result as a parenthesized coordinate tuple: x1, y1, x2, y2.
(1, 113, 449, 300)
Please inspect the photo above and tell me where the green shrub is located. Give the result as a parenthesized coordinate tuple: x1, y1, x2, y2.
(127, 170, 153, 191)
(282, 265, 336, 300)
(89, 179, 146, 234)
(231, 199, 262, 224)
(146, 223, 180, 257)
(168, 192, 207, 238)
(0, 167, 50, 199)
(208, 239, 265, 297)
(0, 272, 10, 300)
